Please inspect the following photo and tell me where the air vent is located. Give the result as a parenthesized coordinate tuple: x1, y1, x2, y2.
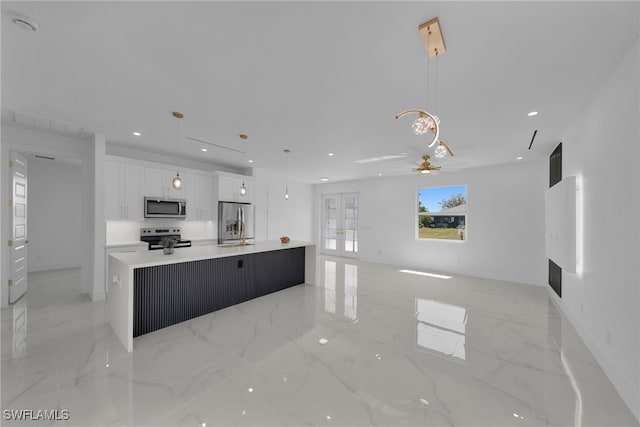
(11, 15, 39, 32)
(528, 129, 538, 150)
(354, 154, 408, 164)
(186, 136, 244, 154)
(10, 111, 86, 136)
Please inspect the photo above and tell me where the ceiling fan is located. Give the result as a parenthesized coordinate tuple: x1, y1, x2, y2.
(412, 155, 441, 174)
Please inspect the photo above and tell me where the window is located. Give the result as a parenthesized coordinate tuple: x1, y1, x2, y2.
(418, 185, 467, 241)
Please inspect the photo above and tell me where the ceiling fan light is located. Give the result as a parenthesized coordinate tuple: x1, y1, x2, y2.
(420, 170, 430, 174)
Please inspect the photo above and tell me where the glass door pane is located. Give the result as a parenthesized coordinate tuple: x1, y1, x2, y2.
(343, 194, 358, 255)
(321, 193, 359, 258)
(322, 195, 340, 255)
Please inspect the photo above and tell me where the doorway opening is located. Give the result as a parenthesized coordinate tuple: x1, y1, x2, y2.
(8, 150, 85, 304)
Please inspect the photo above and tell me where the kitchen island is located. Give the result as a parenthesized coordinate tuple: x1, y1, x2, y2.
(108, 241, 316, 351)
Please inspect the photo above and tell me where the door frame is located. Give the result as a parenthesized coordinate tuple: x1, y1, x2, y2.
(1, 135, 91, 307)
(320, 192, 360, 259)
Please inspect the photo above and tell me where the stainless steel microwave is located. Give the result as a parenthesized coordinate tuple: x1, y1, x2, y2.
(144, 197, 187, 218)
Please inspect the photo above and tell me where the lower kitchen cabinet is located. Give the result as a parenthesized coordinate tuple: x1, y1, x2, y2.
(133, 247, 305, 337)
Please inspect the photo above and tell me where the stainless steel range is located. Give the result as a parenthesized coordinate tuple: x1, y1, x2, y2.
(140, 227, 192, 251)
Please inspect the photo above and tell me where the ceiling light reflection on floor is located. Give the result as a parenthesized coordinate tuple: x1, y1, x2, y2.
(399, 269, 452, 279)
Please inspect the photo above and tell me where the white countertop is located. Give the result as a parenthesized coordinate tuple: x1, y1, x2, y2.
(109, 240, 315, 269)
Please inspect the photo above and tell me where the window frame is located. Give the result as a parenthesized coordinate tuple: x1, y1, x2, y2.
(416, 184, 468, 242)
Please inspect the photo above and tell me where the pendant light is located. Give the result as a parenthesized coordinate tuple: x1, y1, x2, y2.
(172, 111, 184, 190)
(396, 17, 455, 159)
(239, 134, 248, 196)
(284, 149, 290, 200)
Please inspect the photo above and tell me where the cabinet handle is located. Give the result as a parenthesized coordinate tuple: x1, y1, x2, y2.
(120, 206, 124, 218)
(126, 206, 129, 218)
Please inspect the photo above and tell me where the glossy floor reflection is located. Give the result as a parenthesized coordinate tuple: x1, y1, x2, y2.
(2, 259, 638, 426)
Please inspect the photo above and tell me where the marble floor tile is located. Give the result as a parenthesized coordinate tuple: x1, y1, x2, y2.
(1, 261, 638, 426)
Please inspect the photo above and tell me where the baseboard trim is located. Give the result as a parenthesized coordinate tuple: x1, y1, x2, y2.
(28, 263, 81, 273)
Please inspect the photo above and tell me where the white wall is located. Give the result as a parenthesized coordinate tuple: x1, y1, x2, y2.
(558, 38, 640, 420)
(27, 158, 82, 272)
(254, 168, 314, 242)
(313, 159, 548, 287)
(106, 220, 216, 245)
(1, 125, 94, 307)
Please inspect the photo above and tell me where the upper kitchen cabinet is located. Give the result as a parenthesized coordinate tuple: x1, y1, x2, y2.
(105, 161, 145, 220)
(145, 167, 186, 200)
(184, 173, 213, 221)
(217, 174, 254, 203)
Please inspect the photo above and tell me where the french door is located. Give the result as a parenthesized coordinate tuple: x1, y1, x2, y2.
(321, 193, 359, 258)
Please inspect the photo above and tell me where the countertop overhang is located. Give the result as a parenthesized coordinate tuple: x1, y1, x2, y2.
(109, 240, 315, 269)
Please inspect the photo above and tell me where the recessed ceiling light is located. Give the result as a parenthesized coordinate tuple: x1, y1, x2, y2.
(527, 111, 538, 117)
(328, 153, 334, 156)
(378, 173, 383, 176)
(248, 159, 254, 163)
(201, 148, 208, 152)
(318, 338, 329, 344)
(132, 131, 141, 136)
(516, 156, 523, 160)
(320, 177, 329, 182)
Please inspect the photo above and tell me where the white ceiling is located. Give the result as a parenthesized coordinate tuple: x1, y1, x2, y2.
(2, 1, 638, 183)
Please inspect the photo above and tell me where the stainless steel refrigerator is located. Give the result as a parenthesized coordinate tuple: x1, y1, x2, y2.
(218, 201, 255, 244)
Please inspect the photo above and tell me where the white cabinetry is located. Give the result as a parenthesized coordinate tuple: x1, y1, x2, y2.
(185, 173, 213, 220)
(217, 175, 253, 203)
(145, 167, 185, 200)
(105, 162, 145, 220)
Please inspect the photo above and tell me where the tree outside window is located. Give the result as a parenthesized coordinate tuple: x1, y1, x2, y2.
(418, 185, 467, 241)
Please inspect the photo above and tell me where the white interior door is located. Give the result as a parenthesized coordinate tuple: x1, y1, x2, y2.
(321, 193, 359, 258)
(9, 152, 28, 303)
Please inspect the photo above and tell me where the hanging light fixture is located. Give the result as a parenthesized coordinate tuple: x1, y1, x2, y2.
(396, 17, 455, 158)
(284, 149, 290, 200)
(172, 112, 184, 190)
(239, 134, 248, 196)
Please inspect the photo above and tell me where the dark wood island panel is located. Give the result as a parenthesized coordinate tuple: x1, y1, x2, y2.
(133, 247, 305, 337)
